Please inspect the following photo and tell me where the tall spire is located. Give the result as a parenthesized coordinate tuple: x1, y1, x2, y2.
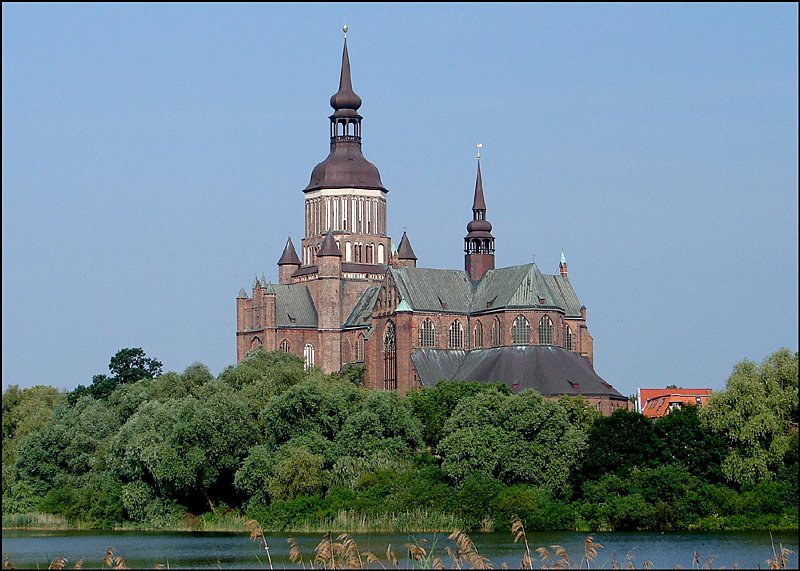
(304, 27, 386, 193)
(472, 158, 487, 211)
(464, 144, 495, 281)
(330, 28, 362, 113)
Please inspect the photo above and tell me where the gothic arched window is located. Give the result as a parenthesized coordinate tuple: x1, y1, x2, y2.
(303, 344, 314, 370)
(565, 325, 574, 351)
(419, 319, 436, 348)
(538, 316, 554, 345)
(473, 321, 483, 349)
(384, 321, 397, 391)
(491, 317, 501, 347)
(251, 336, 262, 349)
(280, 339, 290, 353)
(512, 315, 531, 345)
(356, 334, 365, 362)
(448, 320, 464, 349)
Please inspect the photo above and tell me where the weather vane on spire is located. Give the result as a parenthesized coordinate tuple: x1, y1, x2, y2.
(343, 23, 348, 38)
(476, 142, 482, 160)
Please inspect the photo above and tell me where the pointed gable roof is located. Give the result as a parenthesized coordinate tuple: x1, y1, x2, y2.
(278, 237, 301, 266)
(318, 229, 342, 257)
(469, 263, 582, 317)
(391, 267, 473, 313)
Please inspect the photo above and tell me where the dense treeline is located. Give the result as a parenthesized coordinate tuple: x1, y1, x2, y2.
(2, 348, 797, 532)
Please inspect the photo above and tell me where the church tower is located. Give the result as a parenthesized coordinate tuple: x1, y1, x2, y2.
(300, 29, 392, 269)
(464, 153, 495, 281)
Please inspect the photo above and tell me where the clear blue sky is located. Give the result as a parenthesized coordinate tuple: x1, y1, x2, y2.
(3, 3, 798, 398)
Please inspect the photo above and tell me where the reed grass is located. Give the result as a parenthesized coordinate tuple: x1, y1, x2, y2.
(278, 508, 464, 533)
(1, 512, 73, 530)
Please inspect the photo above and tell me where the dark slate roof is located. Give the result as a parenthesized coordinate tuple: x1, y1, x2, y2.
(272, 284, 318, 328)
(392, 267, 474, 313)
(278, 237, 301, 266)
(318, 230, 343, 257)
(343, 285, 380, 328)
(411, 346, 626, 400)
(342, 262, 389, 274)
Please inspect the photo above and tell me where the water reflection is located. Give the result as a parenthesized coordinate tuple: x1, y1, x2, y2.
(2, 529, 798, 569)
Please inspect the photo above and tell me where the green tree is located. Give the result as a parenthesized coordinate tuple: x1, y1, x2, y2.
(700, 348, 799, 486)
(654, 405, 726, 482)
(109, 347, 164, 385)
(260, 379, 361, 446)
(438, 390, 584, 496)
(406, 381, 511, 449)
(2, 385, 64, 480)
(579, 409, 662, 484)
(333, 390, 423, 459)
(70, 347, 163, 402)
(111, 381, 256, 513)
(267, 445, 326, 501)
(557, 394, 602, 432)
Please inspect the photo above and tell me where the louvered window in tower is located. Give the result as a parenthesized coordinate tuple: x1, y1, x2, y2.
(538, 316, 554, 345)
(512, 315, 531, 345)
(448, 320, 464, 349)
(419, 319, 436, 348)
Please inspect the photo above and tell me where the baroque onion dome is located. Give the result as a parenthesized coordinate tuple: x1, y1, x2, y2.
(304, 36, 387, 192)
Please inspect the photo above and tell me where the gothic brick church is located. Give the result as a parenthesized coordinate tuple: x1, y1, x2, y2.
(236, 34, 629, 413)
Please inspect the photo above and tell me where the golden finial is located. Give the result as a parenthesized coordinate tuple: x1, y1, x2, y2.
(476, 142, 483, 160)
(343, 24, 348, 37)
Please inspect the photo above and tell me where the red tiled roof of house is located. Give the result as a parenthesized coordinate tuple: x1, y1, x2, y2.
(639, 388, 713, 418)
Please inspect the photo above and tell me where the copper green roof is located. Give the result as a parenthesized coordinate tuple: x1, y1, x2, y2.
(387, 263, 582, 317)
(272, 284, 318, 328)
(343, 285, 380, 329)
(392, 267, 474, 313)
(470, 263, 582, 317)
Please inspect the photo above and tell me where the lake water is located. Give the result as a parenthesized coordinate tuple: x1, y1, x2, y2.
(2, 529, 798, 569)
